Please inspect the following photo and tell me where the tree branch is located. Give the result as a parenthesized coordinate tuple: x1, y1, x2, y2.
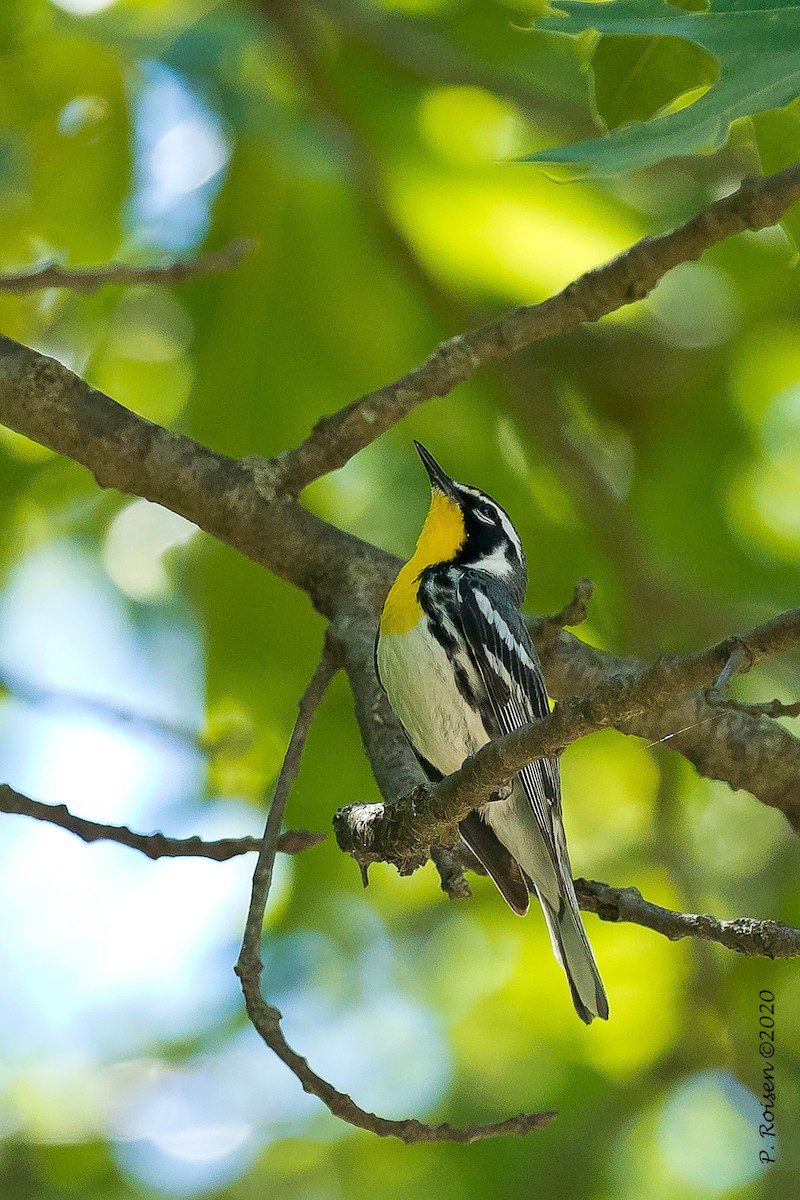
(576, 879, 800, 959)
(2, 330, 800, 830)
(0, 783, 323, 860)
(14, 782, 785, 957)
(272, 164, 800, 493)
(0, 238, 257, 294)
(334, 607, 800, 874)
(3, 174, 800, 843)
(9, 776, 792, 959)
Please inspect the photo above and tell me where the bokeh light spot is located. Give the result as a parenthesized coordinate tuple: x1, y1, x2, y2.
(103, 499, 198, 602)
(656, 1069, 770, 1190)
(646, 262, 740, 348)
(51, 0, 118, 13)
(150, 119, 229, 195)
(419, 85, 522, 166)
(57, 95, 109, 136)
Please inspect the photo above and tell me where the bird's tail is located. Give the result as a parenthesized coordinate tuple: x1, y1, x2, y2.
(463, 792, 609, 1023)
(538, 888, 609, 1025)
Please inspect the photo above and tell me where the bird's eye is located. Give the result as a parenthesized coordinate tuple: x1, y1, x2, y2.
(474, 503, 495, 526)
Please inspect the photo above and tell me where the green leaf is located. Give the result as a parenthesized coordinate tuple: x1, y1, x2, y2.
(523, 0, 800, 176)
(591, 34, 718, 131)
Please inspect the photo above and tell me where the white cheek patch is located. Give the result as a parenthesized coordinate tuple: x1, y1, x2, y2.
(471, 546, 514, 579)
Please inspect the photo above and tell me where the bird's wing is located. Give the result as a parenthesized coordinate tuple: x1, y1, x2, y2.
(455, 572, 609, 1023)
(455, 572, 562, 870)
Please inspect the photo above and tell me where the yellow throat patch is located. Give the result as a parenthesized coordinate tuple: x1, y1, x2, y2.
(380, 491, 466, 634)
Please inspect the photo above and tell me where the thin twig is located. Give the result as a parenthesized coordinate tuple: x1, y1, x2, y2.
(0, 783, 323, 860)
(546, 578, 595, 631)
(703, 638, 791, 717)
(710, 638, 755, 691)
(576, 879, 800, 959)
(234, 641, 553, 1142)
(0, 237, 257, 294)
(705, 697, 800, 719)
(430, 844, 473, 901)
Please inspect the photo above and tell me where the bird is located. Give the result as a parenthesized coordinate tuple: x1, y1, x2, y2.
(375, 441, 608, 1024)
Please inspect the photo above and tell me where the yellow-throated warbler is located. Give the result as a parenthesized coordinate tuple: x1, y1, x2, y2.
(376, 442, 608, 1024)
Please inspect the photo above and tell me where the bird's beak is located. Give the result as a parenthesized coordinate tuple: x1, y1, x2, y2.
(414, 441, 458, 501)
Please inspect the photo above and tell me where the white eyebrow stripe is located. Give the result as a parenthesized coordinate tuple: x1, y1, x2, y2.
(454, 484, 524, 556)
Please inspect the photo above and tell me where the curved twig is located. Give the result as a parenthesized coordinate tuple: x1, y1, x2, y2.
(0, 238, 257, 294)
(234, 642, 554, 1141)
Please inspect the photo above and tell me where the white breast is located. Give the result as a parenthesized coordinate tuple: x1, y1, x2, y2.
(377, 618, 489, 778)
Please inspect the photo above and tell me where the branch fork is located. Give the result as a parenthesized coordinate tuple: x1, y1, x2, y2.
(335, 608, 800, 878)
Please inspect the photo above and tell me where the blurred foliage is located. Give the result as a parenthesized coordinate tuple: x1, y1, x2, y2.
(0, 1, 799, 1199)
